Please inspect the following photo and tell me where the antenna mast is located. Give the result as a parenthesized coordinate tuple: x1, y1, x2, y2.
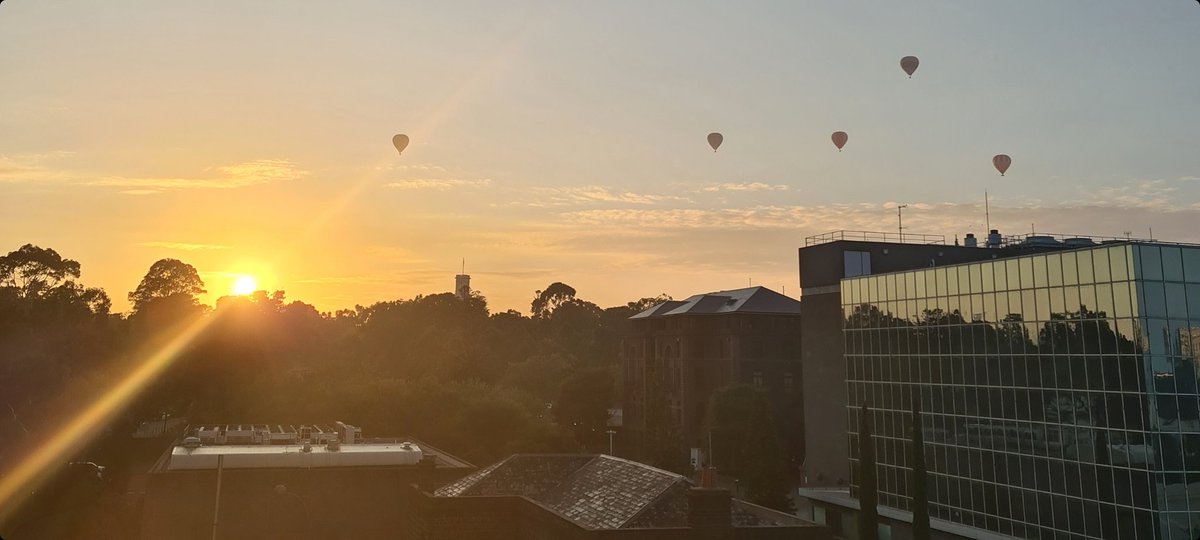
(985, 191, 990, 232)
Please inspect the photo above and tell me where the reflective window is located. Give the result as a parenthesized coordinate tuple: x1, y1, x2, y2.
(1047, 253, 1064, 287)
(1162, 247, 1185, 282)
(1140, 245, 1164, 281)
(1166, 283, 1188, 320)
(1183, 248, 1200, 284)
(1142, 282, 1168, 319)
(1110, 246, 1132, 281)
(1092, 249, 1112, 283)
(1063, 252, 1079, 286)
(1078, 249, 1095, 284)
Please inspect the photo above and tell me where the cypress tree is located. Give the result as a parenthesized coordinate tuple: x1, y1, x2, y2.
(857, 404, 878, 540)
(911, 401, 930, 540)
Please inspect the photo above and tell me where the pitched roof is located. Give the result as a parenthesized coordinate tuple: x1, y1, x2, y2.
(434, 454, 683, 529)
(629, 286, 801, 319)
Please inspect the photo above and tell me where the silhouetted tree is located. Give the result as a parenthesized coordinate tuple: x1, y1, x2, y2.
(127, 258, 205, 314)
(554, 367, 615, 450)
(706, 385, 794, 511)
(530, 282, 577, 319)
(858, 404, 879, 540)
(911, 401, 929, 540)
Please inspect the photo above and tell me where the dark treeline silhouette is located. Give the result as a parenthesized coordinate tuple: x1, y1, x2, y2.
(0, 244, 666, 537)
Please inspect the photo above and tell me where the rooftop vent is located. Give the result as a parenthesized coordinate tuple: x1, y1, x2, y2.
(1022, 235, 1061, 248)
(182, 436, 201, 449)
(1063, 237, 1097, 248)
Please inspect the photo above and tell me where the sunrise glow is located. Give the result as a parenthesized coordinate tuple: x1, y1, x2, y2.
(231, 275, 257, 296)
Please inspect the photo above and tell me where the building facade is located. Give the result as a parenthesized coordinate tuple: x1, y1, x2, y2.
(842, 242, 1200, 539)
(797, 231, 1022, 488)
(623, 287, 804, 470)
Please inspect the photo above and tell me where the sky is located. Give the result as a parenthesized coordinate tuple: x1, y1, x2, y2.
(2, 1, 1199, 314)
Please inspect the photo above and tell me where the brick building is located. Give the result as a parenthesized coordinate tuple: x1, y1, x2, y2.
(621, 287, 804, 469)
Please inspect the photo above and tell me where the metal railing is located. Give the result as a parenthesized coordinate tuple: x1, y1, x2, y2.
(804, 230, 946, 247)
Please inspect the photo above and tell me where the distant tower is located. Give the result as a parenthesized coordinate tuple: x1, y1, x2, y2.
(455, 259, 470, 299)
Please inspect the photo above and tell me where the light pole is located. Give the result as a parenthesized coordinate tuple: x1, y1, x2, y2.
(606, 429, 616, 455)
(897, 204, 908, 243)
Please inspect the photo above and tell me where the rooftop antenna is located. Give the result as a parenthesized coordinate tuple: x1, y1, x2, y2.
(462, 258, 465, 274)
(897, 204, 908, 243)
(985, 191, 991, 232)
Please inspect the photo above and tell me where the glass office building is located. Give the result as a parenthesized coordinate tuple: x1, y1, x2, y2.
(842, 242, 1200, 539)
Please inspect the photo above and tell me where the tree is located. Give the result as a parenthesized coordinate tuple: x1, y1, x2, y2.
(706, 385, 794, 512)
(127, 258, 205, 314)
(554, 367, 615, 451)
(531, 282, 577, 319)
(910, 401, 929, 540)
(857, 404, 879, 540)
(0, 244, 81, 298)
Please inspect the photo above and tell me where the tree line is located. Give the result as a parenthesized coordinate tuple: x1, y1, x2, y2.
(0, 244, 678, 469)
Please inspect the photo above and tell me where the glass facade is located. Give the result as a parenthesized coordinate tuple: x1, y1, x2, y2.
(843, 243, 1200, 539)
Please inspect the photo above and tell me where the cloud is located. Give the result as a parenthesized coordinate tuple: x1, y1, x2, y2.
(137, 241, 231, 251)
(0, 152, 76, 183)
(528, 186, 691, 206)
(373, 163, 451, 174)
(384, 178, 492, 190)
(701, 182, 789, 192)
(92, 159, 307, 190)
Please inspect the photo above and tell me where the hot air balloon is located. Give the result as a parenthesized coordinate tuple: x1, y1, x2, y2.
(707, 132, 723, 152)
(831, 131, 848, 151)
(993, 154, 1012, 176)
(900, 56, 919, 78)
(392, 134, 410, 155)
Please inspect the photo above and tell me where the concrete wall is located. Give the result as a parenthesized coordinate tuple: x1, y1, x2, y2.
(140, 465, 467, 540)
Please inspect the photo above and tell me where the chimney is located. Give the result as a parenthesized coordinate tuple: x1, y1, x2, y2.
(687, 487, 732, 534)
(417, 453, 439, 492)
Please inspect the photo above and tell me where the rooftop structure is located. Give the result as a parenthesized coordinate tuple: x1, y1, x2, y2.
(630, 286, 802, 319)
(140, 422, 474, 540)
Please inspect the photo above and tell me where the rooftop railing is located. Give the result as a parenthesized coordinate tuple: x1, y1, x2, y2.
(805, 230, 946, 247)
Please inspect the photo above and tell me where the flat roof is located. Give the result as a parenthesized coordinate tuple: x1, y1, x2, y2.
(151, 438, 473, 472)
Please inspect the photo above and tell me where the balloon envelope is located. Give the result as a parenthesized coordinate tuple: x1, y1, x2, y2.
(707, 132, 723, 152)
(993, 154, 1012, 176)
(392, 134, 409, 154)
(831, 131, 848, 151)
(900, 56, 919, 77)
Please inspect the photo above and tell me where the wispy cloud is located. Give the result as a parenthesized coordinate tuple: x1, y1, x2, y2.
(702, 182, 789, 192)
(384, 178, 492, 190)
(92, 159, 307, 190)
(527, 185, 691, 206)
(137, 241, 231, 251)
(0, 152, 76, 183)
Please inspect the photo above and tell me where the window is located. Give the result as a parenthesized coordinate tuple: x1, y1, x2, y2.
(845, 250, 872, 278)
(753, 371, 764, 388)
(784, 372, 794, 391)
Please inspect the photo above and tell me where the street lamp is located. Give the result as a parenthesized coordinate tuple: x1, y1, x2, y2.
(606, 430, 616, 455)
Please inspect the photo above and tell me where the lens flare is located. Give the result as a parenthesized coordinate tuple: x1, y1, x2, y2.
(0, 314, 217, 525)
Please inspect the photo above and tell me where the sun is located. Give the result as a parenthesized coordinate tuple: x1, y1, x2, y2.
(231, 275, 258, 296)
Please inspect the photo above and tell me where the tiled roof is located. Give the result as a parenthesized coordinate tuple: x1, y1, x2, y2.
(629, 286, 801, 319)
(538, 455, 681, 529)
(433, 454, 686, 529)
(434, 454, 801, 530)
